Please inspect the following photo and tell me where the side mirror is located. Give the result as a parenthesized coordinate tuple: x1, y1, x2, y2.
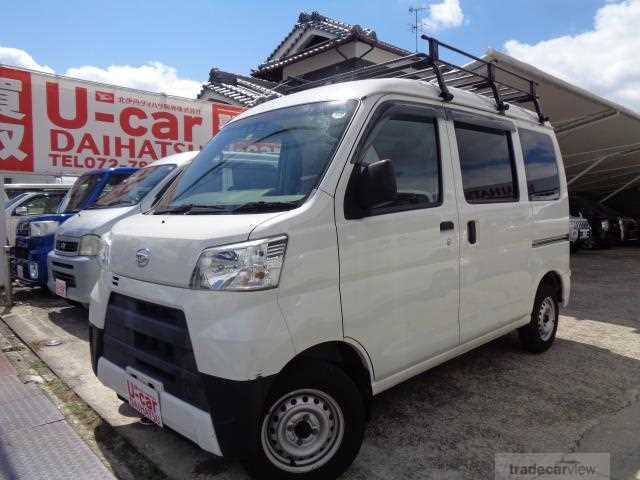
(14, 206, 28, 216)
(350, 158, 397, 216)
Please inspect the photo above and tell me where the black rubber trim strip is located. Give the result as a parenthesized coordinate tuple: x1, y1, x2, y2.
(532, 234, 570, 248)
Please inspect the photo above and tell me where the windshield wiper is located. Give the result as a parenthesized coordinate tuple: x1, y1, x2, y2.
(87, 201, 134, 209)
(232, 201, 300, 213)
(153, 204, 230, 215)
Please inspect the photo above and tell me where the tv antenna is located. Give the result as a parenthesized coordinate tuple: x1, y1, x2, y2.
(408, 6, 427, 52)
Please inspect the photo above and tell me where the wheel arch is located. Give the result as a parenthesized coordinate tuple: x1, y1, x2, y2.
(280, 340, 373, 417)
(537, 270, 564, 303)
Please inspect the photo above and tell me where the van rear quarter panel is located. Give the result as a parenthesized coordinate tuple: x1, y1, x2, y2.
(512, 123, 571, 307)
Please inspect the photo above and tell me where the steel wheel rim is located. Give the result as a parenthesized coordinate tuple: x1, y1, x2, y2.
(261, 388, 345, 473)
(538, 297, 556, 341)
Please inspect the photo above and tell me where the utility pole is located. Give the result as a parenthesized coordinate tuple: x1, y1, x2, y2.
(409, 6, 427, 52)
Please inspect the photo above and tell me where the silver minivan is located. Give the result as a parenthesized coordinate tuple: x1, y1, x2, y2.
(48, 151, 196, 306)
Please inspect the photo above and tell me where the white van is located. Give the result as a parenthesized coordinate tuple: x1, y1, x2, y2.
(48, 151, 197, 306)
(88, 53, 570, 480)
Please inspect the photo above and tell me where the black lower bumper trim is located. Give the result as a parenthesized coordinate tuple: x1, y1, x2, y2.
(201, 373, 276, 459)
(91, 322, 276, 459)
(89, 324, 103, 376)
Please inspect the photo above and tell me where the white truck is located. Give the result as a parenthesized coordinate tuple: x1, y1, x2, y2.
(88, 42, 570, 480)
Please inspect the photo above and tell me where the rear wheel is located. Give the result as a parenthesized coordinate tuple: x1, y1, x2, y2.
(519, 283, 559, 353)
(245, 362, 365, 480)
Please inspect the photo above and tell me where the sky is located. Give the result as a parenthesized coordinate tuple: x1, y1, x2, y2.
(1, 0, 639, 110)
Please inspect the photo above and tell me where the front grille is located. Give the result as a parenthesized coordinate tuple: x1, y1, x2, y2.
(55, 239, 79, 254)
(102, 293, 207, 410)
(16, 222, 29, 237)
(52, 270, 76, 288)
(52, 261, 73, 270)
(13, 246, 28, 260)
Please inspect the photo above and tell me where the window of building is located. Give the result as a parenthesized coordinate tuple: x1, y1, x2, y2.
(455, 123, 518, 203)
(519, 129, 561, 201)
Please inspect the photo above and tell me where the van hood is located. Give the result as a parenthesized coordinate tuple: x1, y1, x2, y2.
(109, 212, 283, 287)
(57, 207, 137, 238)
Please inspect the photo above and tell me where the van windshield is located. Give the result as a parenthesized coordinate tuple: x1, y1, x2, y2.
(58, 173, 101, 213)
(87, 164, 176, 209)
(154, 100, 357, 214)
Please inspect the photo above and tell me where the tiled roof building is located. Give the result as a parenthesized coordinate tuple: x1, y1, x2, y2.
(198, 11, 411, 106)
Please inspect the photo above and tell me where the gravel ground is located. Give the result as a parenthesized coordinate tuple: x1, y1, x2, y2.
(2, 247, 639, 479)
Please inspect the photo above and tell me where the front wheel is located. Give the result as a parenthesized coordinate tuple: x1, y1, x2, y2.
(245, 362, 365, 480)
(518, 283, 559, 353)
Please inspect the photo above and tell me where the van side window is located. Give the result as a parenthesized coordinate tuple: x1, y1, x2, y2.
(357, 114, 441, 213)
(455, 123, 518, 203)
(519, 129, 561, 201)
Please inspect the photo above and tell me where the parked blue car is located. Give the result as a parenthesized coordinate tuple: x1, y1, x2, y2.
(13, 167, 137, 287)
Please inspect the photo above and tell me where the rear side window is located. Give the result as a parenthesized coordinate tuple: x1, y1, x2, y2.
(519, 129, 561, 201)
(455, 123, 518, 203)
(357, 113, 441, 213)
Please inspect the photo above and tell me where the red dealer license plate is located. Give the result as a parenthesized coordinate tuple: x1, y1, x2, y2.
(126, 376, 163, 427)
(55, 279, 66, 298)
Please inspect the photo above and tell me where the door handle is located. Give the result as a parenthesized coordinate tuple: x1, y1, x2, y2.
(467, 220, 477, 244)
(440, 221, 455, 232)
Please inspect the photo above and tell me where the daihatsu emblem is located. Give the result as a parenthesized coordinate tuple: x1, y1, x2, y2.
(136, 248, 150, 267)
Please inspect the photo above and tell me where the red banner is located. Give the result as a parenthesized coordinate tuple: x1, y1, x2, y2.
(0, 66, 245, 175)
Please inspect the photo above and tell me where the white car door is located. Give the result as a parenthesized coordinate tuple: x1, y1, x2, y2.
(446, 110, 532, 343)
(336, 100, 461, 381)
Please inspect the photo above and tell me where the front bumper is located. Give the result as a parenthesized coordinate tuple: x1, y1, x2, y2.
(13, 257, 47, 286)
(47, 250, 100, 305)
(97, 356, 222, 456)
(90, 321, 276, 459)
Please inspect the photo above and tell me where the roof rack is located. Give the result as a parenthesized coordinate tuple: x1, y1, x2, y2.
(283, 35, 548, 124)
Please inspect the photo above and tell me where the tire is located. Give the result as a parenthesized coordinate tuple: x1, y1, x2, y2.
(244, 362, 366, 480)
(582, 236, 597, 249)
(518, 283, 559, 353)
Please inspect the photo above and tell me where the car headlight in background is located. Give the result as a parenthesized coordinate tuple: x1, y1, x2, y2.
(78, 234, 101, 256)
(600, 220, 610, 232)
(28, 262, 38, 279)
(191, 235, 288, 291)
(98, 232, 112, 270)
(29, 221, 59, 237)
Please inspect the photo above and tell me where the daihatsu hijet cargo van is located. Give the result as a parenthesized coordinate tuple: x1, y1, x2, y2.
(89, 65, 570, 479)
(47, 151, 197, 306)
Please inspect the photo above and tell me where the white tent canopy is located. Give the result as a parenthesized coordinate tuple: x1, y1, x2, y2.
(483, 50, 640, 203)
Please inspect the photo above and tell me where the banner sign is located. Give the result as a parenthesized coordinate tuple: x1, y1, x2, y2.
(0, 65, 245, 175)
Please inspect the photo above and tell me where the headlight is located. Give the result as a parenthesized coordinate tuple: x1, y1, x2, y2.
(79, 234, 101, 256)
(191, 235, 288, 291)
(28, 262, 38, 279)
(98, 232, 112, 269)
(600, 220, 610, 231)
(30, 221, 59, 237)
